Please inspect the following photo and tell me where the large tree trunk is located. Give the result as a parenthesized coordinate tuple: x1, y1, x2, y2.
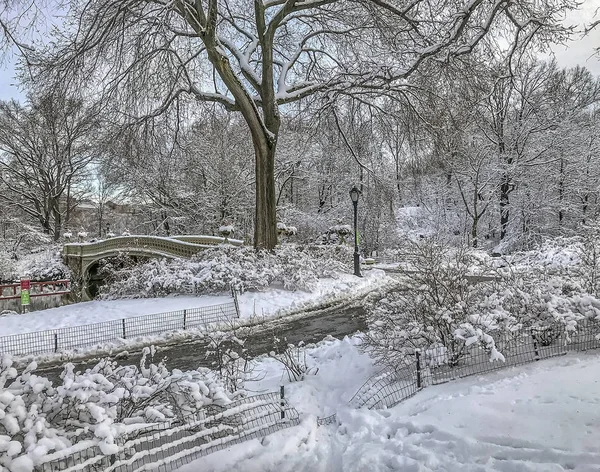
(253, 137, 278, 250)
(472, 187, 479, 248)
(558, 158, 564, 225)
(500, 174, 510, 240)
(53, 208, 62, 242)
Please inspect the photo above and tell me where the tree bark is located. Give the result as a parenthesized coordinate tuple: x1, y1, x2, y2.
(500, 174, 510, 240)
(52, 205, 62, 242)
(253, 135, 278, 250)
(558, 158, 564, 224)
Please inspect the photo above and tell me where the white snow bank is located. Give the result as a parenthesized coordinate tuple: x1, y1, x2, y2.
(0, 296, 231, 336)
(0, 270, 389, 338)
(245, 335, 376, 418)
(178, 350, 600, 472)
(237, 270, 387, 319)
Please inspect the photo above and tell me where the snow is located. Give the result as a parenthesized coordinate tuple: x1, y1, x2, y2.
(218, 225, 235, 234)
(0, 269, 389, 337)
(0, 296, 231, 336)
(177, 346, 600, 472)
(237, 270, 388, 319)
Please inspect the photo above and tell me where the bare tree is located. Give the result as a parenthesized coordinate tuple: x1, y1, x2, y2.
(34, 0, 576, 249)
(0, 92, 98, 240)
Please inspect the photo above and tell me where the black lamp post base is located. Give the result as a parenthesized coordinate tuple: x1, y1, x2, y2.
(353, 252, 362, 277)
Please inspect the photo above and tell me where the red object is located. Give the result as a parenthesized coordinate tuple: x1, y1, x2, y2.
(0, 280, 70, 300)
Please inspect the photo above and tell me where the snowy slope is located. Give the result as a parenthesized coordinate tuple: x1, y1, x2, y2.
(0, 296, 232, 336)
(178, 343, 600, 472)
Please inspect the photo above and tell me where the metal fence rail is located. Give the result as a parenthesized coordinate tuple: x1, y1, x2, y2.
(0, 301, 239, 357)
(353, 320, 600, 411)
(37, 391, 300, 472)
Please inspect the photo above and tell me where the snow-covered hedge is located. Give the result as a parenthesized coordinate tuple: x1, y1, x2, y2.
(0, 250, 70, 283)
(0, 349, 230, 472)
(0, 253, 17, 283)
(100, 244, 351, 298)
(21, 251, 70, 282)
(364, 238, 600, 369)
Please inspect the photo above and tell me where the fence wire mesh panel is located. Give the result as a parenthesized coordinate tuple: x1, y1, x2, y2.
(349, 363, 421, 410)
(569, 320, 600, 351)
(37, 392, 300, 472)
(317, 414, 337, 426)
(0, 302, 238, 357)
(354, 321, 600, 411)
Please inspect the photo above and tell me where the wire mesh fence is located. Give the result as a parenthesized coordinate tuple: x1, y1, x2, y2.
(352, 320, 600, 411)
(0, 301, 239, 357)
(36, 391, 300, 472)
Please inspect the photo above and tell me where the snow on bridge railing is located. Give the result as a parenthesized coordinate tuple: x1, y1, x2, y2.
(63, 235, 244, 259)
(0, 300, 239, 358)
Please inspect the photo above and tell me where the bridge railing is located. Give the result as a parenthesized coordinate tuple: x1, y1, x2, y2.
(63, 235, 244, 260)
(0, 280, 71, 300)
(0, 301, 239, 357)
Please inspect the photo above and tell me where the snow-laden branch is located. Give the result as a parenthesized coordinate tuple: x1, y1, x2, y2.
(218, 36, 262, 93)
(188, 85, 237, 110)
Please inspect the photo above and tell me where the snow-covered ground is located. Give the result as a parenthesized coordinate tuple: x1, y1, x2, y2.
(0, 296, 232, 336)
(0, 270, 389, 337)
(178, 338, 600, 472)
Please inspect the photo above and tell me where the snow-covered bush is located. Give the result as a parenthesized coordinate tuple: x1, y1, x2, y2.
(218, 225, 235, 238)
(277, 223, 298, 237)
(0, 310, 18, 317)
(499, 236, 581, 275)
(317, 223, 353, 245)
(21, 251, 70, 282)
(492, 274, 600, 342)
(364, 239, 513, 368)
(575, 223, 600, 296)
(100, 244, 350, 298)
(365, 237, 600, 369)
(0, 252, 17, 282)
(269, 339, 318, 382)
(0, 350, 231, 472)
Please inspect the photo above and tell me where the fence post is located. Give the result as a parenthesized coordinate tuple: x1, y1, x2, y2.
(54, 333, 58, 353)
(532, 333, 540, 361)
(280, 385, 285, 420)
(183, 309, 187, 330)
(122, 319, 126, 339)
(415, 350, 422, 389)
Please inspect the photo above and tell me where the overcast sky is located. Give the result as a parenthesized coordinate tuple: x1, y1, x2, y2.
(0, 1, 598, 101)
(550, 0, 600, 75)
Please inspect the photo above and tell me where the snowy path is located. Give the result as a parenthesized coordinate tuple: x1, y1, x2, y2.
(178, 347, 600, 472)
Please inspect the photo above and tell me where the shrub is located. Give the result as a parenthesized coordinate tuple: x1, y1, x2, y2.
(269, 339, 318, 382)
(0, 350, 231, 472)
(100, 243, 350, 298)
(363, 239, 515, 369)
(364, 237, 600, 370)
(21, 251, 70, 282)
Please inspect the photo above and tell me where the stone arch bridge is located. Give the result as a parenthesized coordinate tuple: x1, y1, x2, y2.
(62, 235, 243, 299)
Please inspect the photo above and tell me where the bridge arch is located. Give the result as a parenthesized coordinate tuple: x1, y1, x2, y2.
(63, 235, 243, 299)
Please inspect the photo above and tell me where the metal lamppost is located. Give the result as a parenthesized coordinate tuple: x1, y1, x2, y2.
(349, 186, 362, 277)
